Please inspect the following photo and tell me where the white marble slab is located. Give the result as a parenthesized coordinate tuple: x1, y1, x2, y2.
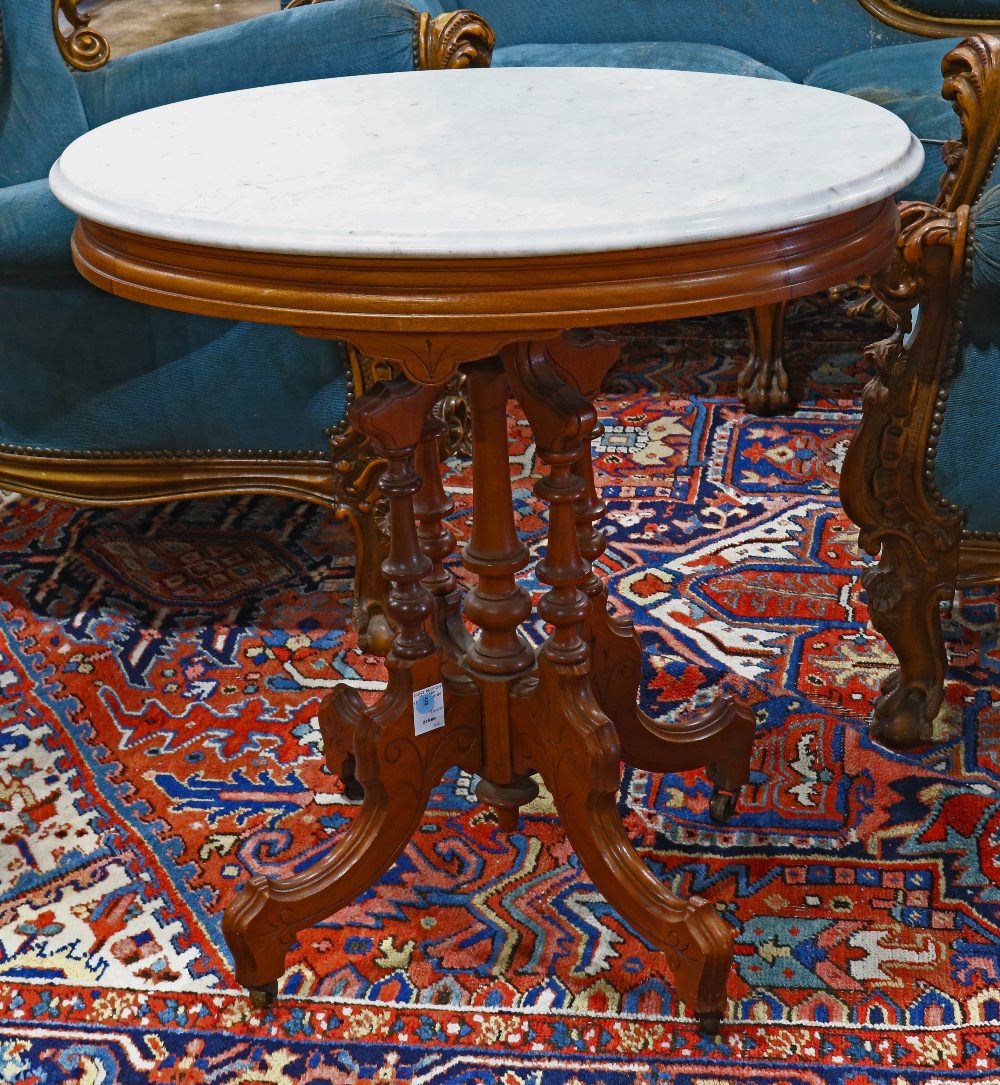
(50, 67, 923, 257)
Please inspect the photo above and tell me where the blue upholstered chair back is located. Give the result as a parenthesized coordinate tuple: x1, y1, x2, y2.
(0, 0, 89, 186)
(423, 0, 978, 80)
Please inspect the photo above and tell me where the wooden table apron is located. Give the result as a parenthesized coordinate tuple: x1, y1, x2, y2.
(71, 199, 898, 1030)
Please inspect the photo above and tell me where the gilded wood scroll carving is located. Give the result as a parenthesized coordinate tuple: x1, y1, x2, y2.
(938, 34, 1000, 211)
(52, 0, 110, 71)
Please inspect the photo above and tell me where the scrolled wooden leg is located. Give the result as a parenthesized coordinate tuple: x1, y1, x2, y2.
(512, 675, 733, 1025)
(318, 686, 366, 801)
(568, 364, 755, 814)
(506, 341, 732, 1029)
(224, 679, 478, 994)
(863, 537, 954, 749)
(224, 374, 483, 996)
(837, 202, 969, 750)
(739, 302, 793, 415)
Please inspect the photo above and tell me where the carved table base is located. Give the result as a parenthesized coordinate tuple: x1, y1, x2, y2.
(222, 337, 756, 1033)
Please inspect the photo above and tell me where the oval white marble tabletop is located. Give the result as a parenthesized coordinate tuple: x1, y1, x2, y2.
(50, 67, 923, 258)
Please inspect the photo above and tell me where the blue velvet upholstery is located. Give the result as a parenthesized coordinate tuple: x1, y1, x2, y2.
(424, 0, 920, 82)
(77, 1, 420, 127)
(493, 41, 791, 82)
(1, 277, 348, 453)
(0, 2, 88, 186)
(933, 185, 1000, 530)
(1, 0, 425, 456)
(0, 179, 77, 270)
(805, 38, 963, 202)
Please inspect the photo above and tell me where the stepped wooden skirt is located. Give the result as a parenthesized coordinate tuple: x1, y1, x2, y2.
(71, 198, 900, 1031)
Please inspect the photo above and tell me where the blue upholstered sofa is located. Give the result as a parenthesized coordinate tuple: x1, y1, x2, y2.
(418, 0, 1000, 412)
(3, 0, 492, 650)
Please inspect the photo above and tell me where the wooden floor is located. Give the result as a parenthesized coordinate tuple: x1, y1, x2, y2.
(87, 0, 275, 56)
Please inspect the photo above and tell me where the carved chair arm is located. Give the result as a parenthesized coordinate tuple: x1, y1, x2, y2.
(937, 34, 1000, 212)
(874, 200, 970, 331)
(52, 0, 110, 71)
(0, 179, 77, 273)
(842, 198, 974, 554)
(282, 2, 495, 70)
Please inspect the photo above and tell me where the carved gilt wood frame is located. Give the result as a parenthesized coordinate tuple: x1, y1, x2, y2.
(858, 0, 1000, 37)
(841, 33, 1000, 745)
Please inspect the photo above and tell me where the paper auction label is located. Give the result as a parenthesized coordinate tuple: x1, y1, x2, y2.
(413, 682, 445, 736)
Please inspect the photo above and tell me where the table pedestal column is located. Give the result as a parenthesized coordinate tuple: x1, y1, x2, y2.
(222, 342, 756, 1033)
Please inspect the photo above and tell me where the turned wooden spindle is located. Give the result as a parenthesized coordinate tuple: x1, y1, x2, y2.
(572, 421, 609, 607)
(461, 359, 535, 677)
(414, 412, 468, 658)
(536, 453, 590, 665)
(461, 358, 538, 828)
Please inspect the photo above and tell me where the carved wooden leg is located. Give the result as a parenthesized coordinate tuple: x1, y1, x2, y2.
(223, 375, 481, 1002)
(461, 358, 538, 829)
(739, 302, 793, 415)
(862, 537, 956, 749)
(572, 431, 754, 822)
(540, 333, 754, 822)
(838, 202, 970, 749)
(414, 412, 469, 660)
(506, 342, 733, 1033)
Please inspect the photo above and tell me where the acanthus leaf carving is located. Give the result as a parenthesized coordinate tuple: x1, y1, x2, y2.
(938, 33, 1000, 211)
(418, 9, 495, 71)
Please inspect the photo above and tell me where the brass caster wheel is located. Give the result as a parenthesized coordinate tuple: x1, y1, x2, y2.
(709, 787, 740, 825)
(248, 981, 278, 1011)
(697, 1011, 723, 1036)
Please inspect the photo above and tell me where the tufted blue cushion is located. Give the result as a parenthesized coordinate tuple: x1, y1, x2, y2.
(492, 41, 791, 81)
(425, 1, 921, 82)
(0, 277, 348, 454)
(0, 0, 89, 187)
(805, 38, 964, 203)
(934, 186, 1000, 530)
(76, 0, 420, 127)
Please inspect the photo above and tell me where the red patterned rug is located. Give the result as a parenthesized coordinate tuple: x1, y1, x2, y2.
(2, 302, 998, 1082)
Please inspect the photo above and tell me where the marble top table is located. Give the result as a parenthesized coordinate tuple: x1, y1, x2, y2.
(50, 66, 923, 1033)
(51, 67, 922, 257)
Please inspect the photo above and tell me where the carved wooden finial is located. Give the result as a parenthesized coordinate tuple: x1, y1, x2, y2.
(938, 33, 1000, 211)
(52, 0, 110, 72)
(417, 10, 494, 71)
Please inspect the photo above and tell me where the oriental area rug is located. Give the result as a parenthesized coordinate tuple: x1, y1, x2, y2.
(2, 303, 999, 1083)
